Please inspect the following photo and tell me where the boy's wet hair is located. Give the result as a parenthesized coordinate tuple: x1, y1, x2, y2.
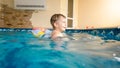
(50, 14, 66, 29)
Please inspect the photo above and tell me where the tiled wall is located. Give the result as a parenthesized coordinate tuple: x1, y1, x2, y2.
(0, 4, 34, 28)
(0, 27, 120, 41)
(66, 28, 120, 41)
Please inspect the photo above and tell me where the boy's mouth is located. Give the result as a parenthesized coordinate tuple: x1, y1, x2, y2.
(63, 27, 66, 29)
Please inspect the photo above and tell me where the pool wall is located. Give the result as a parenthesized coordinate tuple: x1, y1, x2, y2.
(0, 27, 120, 41)
(66, 28, 120, 41)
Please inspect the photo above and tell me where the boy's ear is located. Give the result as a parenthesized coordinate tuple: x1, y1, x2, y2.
(54, 22, 58, 27)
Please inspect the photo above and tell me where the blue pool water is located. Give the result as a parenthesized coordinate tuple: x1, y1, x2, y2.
(0, 28, 120, 68)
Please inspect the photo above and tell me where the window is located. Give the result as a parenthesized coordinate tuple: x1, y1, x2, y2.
(67, 0, 74, 28)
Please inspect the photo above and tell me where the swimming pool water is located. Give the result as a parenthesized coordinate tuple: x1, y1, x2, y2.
(0, 30, 120, 68)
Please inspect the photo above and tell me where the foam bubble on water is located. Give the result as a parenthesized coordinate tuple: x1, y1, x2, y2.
(114, 57, 120, 62)
(118, 26, 120, 29)
(113, 53, 116, 57)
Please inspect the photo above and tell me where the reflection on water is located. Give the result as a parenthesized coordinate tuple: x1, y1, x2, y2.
(0, 32, 120, 68)
(67, 33, 120, 58)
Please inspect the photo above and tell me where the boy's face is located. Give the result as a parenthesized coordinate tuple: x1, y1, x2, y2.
(54, 16, 66, 32)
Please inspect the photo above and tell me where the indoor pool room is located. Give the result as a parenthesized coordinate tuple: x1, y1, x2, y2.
(0, 0, 120, 68)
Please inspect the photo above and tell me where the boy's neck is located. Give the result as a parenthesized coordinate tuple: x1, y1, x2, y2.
(54, 29, 62, 33)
